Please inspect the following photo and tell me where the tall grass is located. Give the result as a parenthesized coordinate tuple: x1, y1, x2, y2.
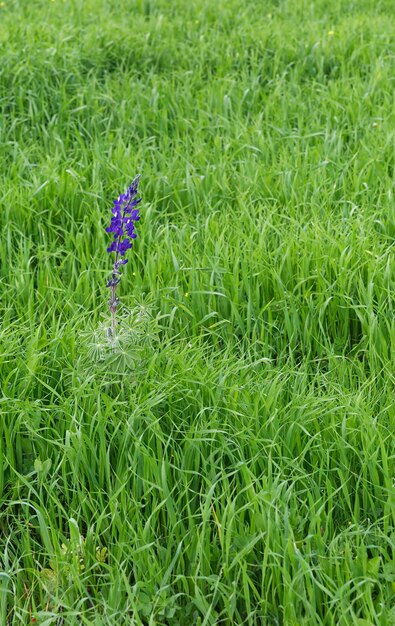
(0, 0, 394, 623)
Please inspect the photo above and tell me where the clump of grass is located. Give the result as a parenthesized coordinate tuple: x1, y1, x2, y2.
(0, 0, 394, 624)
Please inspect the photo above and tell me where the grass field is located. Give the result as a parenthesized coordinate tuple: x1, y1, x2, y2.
(1, 0, 395, 624)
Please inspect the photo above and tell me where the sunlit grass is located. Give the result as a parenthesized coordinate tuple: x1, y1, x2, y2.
(0, 0, 394, 624)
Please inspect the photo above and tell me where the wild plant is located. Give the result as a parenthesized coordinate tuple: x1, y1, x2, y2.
(105, 174, 142, 337)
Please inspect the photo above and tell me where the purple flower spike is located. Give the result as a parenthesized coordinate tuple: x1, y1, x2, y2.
(106, 174, 141, 258)
(128, 175, 141, 197)
(105, 175, 142, 336)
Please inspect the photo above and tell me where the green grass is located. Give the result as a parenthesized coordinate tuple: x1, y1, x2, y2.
(0, 0, 394, 623)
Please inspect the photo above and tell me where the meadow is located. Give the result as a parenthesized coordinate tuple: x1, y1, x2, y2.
(0, 0, 394, 623)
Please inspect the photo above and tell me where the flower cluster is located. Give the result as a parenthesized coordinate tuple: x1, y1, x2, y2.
(105, 175, 142, 337)
(106, 175, 141, 258)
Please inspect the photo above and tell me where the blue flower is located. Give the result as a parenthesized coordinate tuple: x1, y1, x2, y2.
(106, 175, 141, 257)
(118, 238, 132, 256)
(107, 240, 117, 253)
(105, 174, 142, 334)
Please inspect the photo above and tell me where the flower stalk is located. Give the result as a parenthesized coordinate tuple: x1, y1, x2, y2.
(105, 175, 141, 337)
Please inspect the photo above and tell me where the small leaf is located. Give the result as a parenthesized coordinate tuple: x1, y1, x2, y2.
(34, 458, 43, 473)
(382, 562, 395, 581)
(367, 556, 381, 578)
(40, 568, 58, 594)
